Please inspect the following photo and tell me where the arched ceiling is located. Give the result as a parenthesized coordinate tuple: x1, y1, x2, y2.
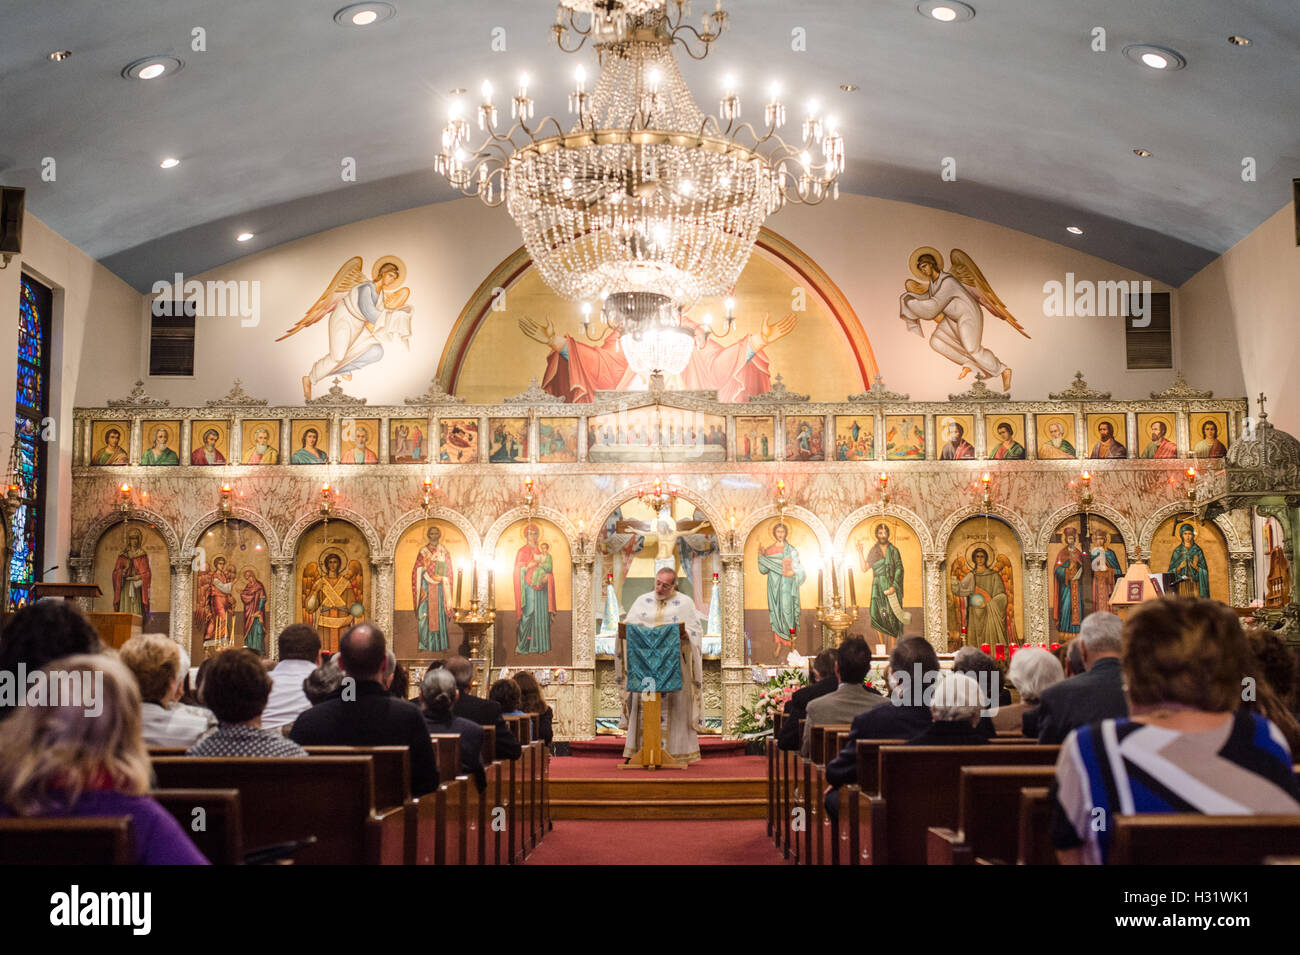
(1, 0, 1296, 291)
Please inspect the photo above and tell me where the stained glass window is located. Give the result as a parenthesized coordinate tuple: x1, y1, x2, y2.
(10, 276, 51, 609)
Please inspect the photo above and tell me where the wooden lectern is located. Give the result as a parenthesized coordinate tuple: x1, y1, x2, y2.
(31, 582, 102, 602)
(618, 622, 690, 771)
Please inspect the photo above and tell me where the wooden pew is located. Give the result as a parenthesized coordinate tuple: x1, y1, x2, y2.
(1109, 815, 1300, 865)
(429, 734, 468, 865)
(0, 817, 133, 864)
(801, 723, 851, 866)
(502, 714, 527, 862)
(854, 738, 907, 796)
(153, 788, 243, 865)
(767, 713, 782, 838)
(860, 745, 1060, 865)
(1016, 787, 1055, 865)
(825, 726, 856, 865)
(925, 766, 1056, 865)
(150, 756, 405, 865)
(303, 746, 414, 864)
(781, 719, 803, 859)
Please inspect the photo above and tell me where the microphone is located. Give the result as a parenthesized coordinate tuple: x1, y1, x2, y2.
(40, 565, 59, 580)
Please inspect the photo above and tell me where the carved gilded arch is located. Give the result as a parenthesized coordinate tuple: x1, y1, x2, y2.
(736, 505, 834, 558)
(181, 508, 282, 560)
(584, 483, 727, 551)
(1136, 502, 1247, 558)
(75, 509, 182, 563)
(381, 507, 483, 560)
(833, 502, 934, 555)
(280, 509, 383, 562)
(482, 506, 580, 558)
(1034, 502, 1138, 556)
(933, 504, 1034, 560)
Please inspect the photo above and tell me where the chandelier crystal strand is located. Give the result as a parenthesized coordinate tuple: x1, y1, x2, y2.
(436, 2, 844, 378)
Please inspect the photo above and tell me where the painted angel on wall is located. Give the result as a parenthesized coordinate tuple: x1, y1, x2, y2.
(277, 255, 414, 400)
(301, 553, 366, 653)
(900, 247, 1029, 392)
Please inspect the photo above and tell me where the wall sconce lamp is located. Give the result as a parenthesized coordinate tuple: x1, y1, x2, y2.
(524, 474, 536, 511)
(118, 483, 133, 516)
(980, 471, 992, 509)
(878, 471, 891, 508)
(775, 477, 788, 514)
(319, 482, 334, 518)
(219, 483, 234, 520)
(1078, 470, 1093, 511)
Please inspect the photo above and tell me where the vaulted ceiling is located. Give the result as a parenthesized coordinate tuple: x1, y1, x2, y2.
(1, 0, 1297, 290)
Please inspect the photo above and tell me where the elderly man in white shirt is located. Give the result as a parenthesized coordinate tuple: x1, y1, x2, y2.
(262, 624, 323, 731)
(618, 567, 703, 764)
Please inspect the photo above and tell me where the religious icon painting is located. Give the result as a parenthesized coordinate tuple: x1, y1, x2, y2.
(845, 516, 923, 649)
(1189, 411, 1229, 459)
(389, 418, 429, 464)
(783, 415, 825, 462)
(493, 518, 572, 667)
(884, 414, 925, 460)
(393, 519, 470, 658)
(290, 419, 330, 465)
(90, 420, 131, 466)
(985, 414, 1026, 460)
(93, 521, 170, 637)
(537, 417, 578, 463)
(587, 407, 724, 462)
(189, 421, 231, 466)
(339, 417, 380, 464)
(735, 416, 776, 462)
(1149, 516, 1228, 603)
(139, 420, 182, 466)
(191, 519, 273, 660)
(488, 417, 530, 463)
(1046, 514, 1126, 640)
(240, 420, 281, 465)
(944, 516, 1023, 653)
(1136, 413, 1179, 459)
(1086, 414, 1129, 460)
(742, 516, 821, 665)
(936, 414, 977, 461)
(294, 520, 369, 654)
(833, 415, 874, 461)
(1035, 413, 1078, 460)
(439, 418, 479, 464)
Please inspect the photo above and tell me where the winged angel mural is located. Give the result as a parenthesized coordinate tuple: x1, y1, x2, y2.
(900, 247, 1029, 392)
(277, 255, 414, 400)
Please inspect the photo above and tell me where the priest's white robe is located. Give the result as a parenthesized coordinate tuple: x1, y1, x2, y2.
(619, 592, 703, 763)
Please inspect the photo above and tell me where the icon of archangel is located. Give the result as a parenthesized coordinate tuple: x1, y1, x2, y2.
(900, 247, 1029, 392)
(276, 255, 414, 400)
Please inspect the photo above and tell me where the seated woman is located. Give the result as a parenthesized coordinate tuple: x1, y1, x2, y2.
(1053, 597, 1300, 865)
(906, 672, 990, 746)
(0, 654, 209, 865)
(119, 633, 216, 748)
(997, 647, 1064, 735)
(488, 677, 526, 717)
(187, 649, 307, 757)
(0, 601, 102, 723)
(420, 667, 487, 793)
(513, 670, 554, 748)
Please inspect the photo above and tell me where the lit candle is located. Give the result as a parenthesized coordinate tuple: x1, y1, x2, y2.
(1081, 471, 1091, 484)
(455, 568, 463, 609)
(471, 559, 478, 602)
(1186, 467, 1197, 479)
(578, 518, 584, 535)
(831, 558, 840, 599)
(818, 567, 824, 604)
(848, 566, 857, 607)
(981, 472, 990, 485)
(487, 568, 495, 607)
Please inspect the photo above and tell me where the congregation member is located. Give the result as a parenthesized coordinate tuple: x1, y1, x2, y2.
(447, 656, 522, 760)
(513, 670, 555, 747)
(119, 632, 216, 748)
(1063, 636, 1086, 678)
(420, 667, 487, 792)
(996, 647, 1065, 736)
(389, 660, 410, 700)
(302, 655, 344, 705)
(1036, 612, 1127, 744)
(290, 624, 439, 795)
(1052, 597, 1300, 864)
(952, 646, 1013, 708)
(0, 655, 208, 865)
(489, 677, 527, 716)
(0, 601, 102, 723)
(777, 648, 838, 752)
(800, 636, 883, 757)
(906, 671, 990, 747)
(1242, 627, 1300, 754)
(262, 624, 321, 731)
(187, 649, 307, 757)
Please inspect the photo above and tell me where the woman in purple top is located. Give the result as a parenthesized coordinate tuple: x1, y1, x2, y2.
(0, 654, 208, 865)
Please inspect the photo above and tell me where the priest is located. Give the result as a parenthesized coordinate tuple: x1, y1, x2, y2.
(619, 567, 703, 764)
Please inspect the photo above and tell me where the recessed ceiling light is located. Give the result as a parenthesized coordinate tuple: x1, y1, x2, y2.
(917, 1, 975, 22)
(48, 50, 72, 62)
(1133, 148, 1151, 158)
(840, 84, 858, 92)
(160, 157, 180, 169)
(1066, 226, 1084, 235)
(236, 232, 255, 242)
(334, 2, 396, 27)
(121, 55, 184, 80)
(1228, 35, 1251, 46)
(1123, 44, 1187, 71)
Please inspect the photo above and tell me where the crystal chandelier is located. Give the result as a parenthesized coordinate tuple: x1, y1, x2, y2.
(435, 0, 846, 378)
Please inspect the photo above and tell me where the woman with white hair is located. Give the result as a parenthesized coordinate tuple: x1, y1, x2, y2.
(0, 655, 208, 864)
(906, 671, 991, 746)
(995, 647, 1065, 735)
(118, 633, 215, 747)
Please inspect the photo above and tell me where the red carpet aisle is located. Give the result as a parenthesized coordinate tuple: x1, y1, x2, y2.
(522, 820, 788, 865)
(550, 755, 765, 780)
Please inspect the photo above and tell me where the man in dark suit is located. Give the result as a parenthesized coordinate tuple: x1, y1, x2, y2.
(290, 623, 440, 795)
(1036, 611, 1128, 744)
(777, 648, 838, 751)
(446, 655, 522, 760)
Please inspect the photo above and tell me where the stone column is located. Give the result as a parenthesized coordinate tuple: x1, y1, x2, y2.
(570, 546, 597, 740)
(1228, 553, 1253, 607)
(923, 553, 947, 653)
(271, 558, 295, 658)
(69, 556, 95, 615)
(371, 556, 394, 638)
(170, 558, 192, 653)
(1022, 552, 1048, 644)
(720, 551, 746, 737)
